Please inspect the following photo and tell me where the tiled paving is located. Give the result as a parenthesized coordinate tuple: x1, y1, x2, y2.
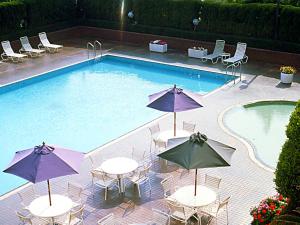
(0, 39, 299, 225)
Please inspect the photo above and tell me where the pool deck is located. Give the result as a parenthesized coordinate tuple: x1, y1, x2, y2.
(0, 39, 300, 225)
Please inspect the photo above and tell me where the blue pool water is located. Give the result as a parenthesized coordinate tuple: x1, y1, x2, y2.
(0, 55, 233, 195)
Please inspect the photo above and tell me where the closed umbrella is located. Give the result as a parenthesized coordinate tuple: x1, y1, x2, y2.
(158, 132, 236, 196)
(3, 142, 84, 206)
(147, 84, 203, 136)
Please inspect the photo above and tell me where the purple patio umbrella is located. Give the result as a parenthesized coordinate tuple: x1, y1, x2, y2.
(3, 142, 84, 206)
(147, 84, 203, 136)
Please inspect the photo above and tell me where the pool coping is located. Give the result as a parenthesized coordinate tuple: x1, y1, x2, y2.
(218, 98, 296, 173)
(0, 52, 238, 199)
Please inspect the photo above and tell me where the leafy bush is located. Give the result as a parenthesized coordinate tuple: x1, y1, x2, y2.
(270, 208, 300, 225)
(0, 1, 26, 35)
(275, 101, 300, 209)
(279, 5, 300, 43)
(21, 0, 76, 28)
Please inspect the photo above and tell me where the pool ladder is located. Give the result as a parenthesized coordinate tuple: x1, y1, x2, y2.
(87, 40, 102, 60)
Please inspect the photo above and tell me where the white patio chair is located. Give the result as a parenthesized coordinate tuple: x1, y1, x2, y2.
(223, 42, 248, 65)
(204, 174, 222, 190)
(150, 208, 170, 225)
(1, 40, 27, 62)
(38, 32, 63, 53)
(131, 147, 146, 165)
(19, 36, 45, 57)
(128, 162, 152, 197)
(183, 121, 196, 133)
(91, 170, 119, 200)
(97, 213, 115, 225)
(67, 182, 83, 207)
(18, 186, 39, 208)
(204, 174, 222, 201)
(161, 175, 177, 200)
(57, 204, 85, 225)
(200, 196, 230, 225)
(166, 200, 199, 225)
(149, 123, 160, 152)
(16, 211, 50, 225)
(202, 40, 225, 64)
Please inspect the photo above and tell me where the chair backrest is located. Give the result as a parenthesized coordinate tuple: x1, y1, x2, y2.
(153, 139, 167, 149)
(39, 32, 51, 45)
(20, 36, 33, 51)
(97, 213, 115, 225)
(149, 124, 160, 136)
(18, 186, 36, 206)
(16, 211, 31, 224)
(213, 40, 225, 55)
(132, 147, 146, 162)
(161, 176, 174, 197)
(217, 196, 230, 213)
(233, 42, 247, 59)
(152, 208, 170, 225)
(204, 174, 222, 190)
(1, 41, 14, 55)
(67, 182, 83, 201)
(166, 200, 186, 220)
(69, 204, 85, 224)
(91, 170, 111, 185)
(183, 121, 196, 133)
(139, 162, 152, 179)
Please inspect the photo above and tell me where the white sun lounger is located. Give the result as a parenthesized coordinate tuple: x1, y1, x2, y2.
(19, 36, 45, 57)
(202, 40, 225, 64)
(38, 32, 63, 53)
(224, 42, 248, 65)
(1, 41, 27, 63)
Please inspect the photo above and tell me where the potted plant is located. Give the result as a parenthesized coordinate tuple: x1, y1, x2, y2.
(280, 66, 297, 84)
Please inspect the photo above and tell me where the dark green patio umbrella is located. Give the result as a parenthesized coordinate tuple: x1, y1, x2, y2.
(158, 132, 236, 196)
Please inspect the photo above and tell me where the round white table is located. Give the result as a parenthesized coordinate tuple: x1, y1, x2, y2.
(157, 130, 191, 144)
(170, 185, 216, 208)
(28, 194, 73, 224)
(100, 157, 138, 193)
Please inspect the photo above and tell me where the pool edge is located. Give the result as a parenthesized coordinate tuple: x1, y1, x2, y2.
(218, 99, 296, 173)
(0, 52, 236, 199)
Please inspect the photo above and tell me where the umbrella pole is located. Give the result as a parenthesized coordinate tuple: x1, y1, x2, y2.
(194, 169, 198, 196)
(174, 112, 176, 136)
(47, 179, 52, 206)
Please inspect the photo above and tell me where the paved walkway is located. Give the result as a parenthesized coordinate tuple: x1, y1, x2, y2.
(0, 39, 299, 225)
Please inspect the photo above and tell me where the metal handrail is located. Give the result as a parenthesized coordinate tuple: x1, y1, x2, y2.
(94, 40, 102, 59)
(226, 61, 242, 84)
(87, 42, 94, 59)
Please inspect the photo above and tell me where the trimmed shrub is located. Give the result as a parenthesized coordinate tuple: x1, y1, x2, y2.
(21, 0, 76, 28)
(279, 5, 300, 43)
(275, 101, 300, 209)
(0, 1, 26, 35)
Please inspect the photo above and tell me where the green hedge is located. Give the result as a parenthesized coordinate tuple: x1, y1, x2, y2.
(0, 1, 26, 35)
(275, 101, 300, 209)
(80, 0, 300, 44)
(279, 5, 300, 43)
(81, 0, 277, 39)
(0, 0, 76, 39)
(22, 0, 76, 28)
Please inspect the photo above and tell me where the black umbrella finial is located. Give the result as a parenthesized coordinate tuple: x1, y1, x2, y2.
(190, 132, 208, 144)
(34, 142, 55, 155)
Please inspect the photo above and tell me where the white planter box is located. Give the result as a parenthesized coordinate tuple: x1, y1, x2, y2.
(188, 48, 207, 59)
(149, 43, 167, 53)
(280, 72, 293, 84)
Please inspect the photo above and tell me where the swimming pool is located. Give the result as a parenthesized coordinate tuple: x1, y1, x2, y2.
(223, 101, 296, 169)
(0, 55, 234, 195)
